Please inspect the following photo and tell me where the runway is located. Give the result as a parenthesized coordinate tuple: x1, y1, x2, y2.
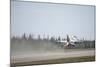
(11, 48, 95, 64)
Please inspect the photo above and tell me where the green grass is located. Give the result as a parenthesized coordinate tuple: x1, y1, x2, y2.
(11, 56, 95, 67)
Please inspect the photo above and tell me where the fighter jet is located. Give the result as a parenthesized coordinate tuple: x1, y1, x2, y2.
(56, 35, 79, 48)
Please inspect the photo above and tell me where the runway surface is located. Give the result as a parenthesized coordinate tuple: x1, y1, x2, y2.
(11, 49, 95, 63)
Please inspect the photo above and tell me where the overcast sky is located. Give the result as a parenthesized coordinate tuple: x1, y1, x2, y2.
(11, 1, 95, 40)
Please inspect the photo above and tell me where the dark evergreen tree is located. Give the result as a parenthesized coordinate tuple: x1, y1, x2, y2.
(50, 36, 55, 42)
(22, 33, 27, 40)
(38, 34, 41, 40)
(28, 34, 33, 40)
(58, 36, 61, 41)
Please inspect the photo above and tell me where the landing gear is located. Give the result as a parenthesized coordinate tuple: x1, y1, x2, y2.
(64, 43, 75, 48)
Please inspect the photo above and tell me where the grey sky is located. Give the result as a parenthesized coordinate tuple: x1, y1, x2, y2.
(11, 1, 95, 40)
